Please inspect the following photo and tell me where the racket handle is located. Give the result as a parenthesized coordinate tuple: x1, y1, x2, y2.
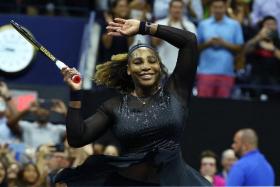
(72, 75, 81, 83)
(56, 60, 81, 83)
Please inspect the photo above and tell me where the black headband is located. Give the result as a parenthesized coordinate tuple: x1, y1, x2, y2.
(128, 43, 156, 57)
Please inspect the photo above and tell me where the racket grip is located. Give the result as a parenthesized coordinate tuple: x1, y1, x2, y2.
(56, 60, 81, 83)
(72, 75, 81, 83)
(55, 60, 67, 70)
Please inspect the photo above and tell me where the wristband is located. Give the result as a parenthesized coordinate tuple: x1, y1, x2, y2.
(138, 21, 151, 35)
(70, 90, 82, 101)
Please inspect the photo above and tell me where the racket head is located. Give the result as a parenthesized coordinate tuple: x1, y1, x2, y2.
(10, 20, 40, 49)
(10, 20, 57, 62)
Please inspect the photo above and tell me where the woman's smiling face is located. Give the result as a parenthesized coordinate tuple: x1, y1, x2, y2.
(128, 47, 161, 89)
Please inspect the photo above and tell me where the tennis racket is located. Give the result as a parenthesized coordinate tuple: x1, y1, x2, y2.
(10, 20, 81, 83)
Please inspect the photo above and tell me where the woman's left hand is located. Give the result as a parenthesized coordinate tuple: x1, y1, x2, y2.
(106, 18, 140, 37)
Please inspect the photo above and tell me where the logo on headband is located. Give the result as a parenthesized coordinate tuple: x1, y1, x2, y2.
(128, 42, 155, 57)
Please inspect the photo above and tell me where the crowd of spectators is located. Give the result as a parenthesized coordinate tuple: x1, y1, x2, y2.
(0, 81, 120, 186)
(1, 0, 280, 100)
(93, 0, 280, 100)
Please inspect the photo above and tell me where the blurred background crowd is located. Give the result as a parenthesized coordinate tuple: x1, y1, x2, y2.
(0, 0, 279, 186)
(1, 0, 280, 100)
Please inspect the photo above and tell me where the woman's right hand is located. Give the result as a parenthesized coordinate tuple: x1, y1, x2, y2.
(106, 18, 140, 37)
(61, 67, 82, 91)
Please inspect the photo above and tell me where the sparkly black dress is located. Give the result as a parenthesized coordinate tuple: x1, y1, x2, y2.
(55, 25, 210, 186)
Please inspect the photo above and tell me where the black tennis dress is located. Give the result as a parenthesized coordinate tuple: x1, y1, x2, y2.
(55, 25, 211, 186)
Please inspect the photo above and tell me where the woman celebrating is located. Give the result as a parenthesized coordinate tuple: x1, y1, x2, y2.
(56, 18, 210, 186)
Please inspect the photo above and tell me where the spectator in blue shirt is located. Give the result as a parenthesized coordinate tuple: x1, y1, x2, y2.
(227, 128, 275, 186)
(197, 0, 244, 98)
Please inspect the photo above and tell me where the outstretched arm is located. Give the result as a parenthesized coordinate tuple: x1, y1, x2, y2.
(61, 68, 112, 148)
(65, 106, 112, 148)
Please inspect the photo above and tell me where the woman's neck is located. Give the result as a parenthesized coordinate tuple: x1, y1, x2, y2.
(133, 85, 160, 97)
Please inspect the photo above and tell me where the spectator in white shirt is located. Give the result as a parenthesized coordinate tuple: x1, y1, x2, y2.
(152, 0, 197, 74)
(8, 100, 67, 149)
